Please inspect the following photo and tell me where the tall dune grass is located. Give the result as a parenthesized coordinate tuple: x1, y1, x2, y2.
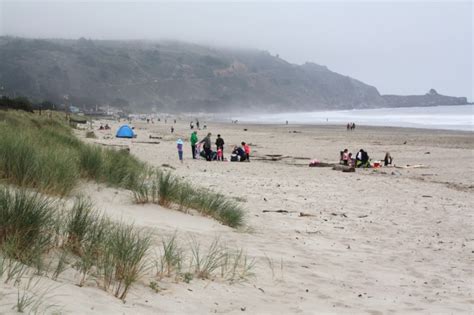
(0, 110, 244, 227)
(0, 187, 57, 266)
(0, 187, 151, 300)
(0, 111, 145, 195)
(131, 170, 244, 228)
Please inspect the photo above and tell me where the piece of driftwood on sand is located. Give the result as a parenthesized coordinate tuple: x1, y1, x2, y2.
(310, 162, 337, 168)
(395, 164, 428, 169)
(262, 210, 297, 214)
(332, 165, 355, 172)
(133, 141, 160, 144)
(97, 143, 129, 149)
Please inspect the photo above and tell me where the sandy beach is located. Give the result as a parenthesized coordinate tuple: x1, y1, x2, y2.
(1, 119, 472, 314)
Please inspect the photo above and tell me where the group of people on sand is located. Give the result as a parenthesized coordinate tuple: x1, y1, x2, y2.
(340, 148, 392, 168)
(98, 124, 110, 130)
(190, 119, 207, 130)
(176, 131, 250, 163)
(346, 122, 356, 130)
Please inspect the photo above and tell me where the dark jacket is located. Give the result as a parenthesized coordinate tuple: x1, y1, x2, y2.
(200, 136, 211, 149)
(216, 137, 224, 148)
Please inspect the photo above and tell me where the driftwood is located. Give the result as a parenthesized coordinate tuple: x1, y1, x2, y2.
(97, 143, 129, 148)
(299, 212, 315, 217)
(69, 117, 88, 124)
(332, 165, 355, 172)
(395, 164, 428, 169)
(262, 210, 295, 214)
(149, 135, 162, 139)
(310, 162, 336, 168)
(133, 141, 160, 144)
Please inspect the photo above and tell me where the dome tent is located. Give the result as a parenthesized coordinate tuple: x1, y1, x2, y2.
(116, 125, 134, 138)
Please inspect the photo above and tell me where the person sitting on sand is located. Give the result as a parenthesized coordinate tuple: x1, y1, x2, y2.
(384, 152, 393, 166)
(231, 145, 246, 162)
(348, 152, 354, 167)
(99, 125, 104, 130)
(356, 149, 369, 167)
(341, 149, 350, 165)
(104, 124, 110, 130)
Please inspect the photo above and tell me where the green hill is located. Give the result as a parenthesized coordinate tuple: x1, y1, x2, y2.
(0, 37, 467, 112)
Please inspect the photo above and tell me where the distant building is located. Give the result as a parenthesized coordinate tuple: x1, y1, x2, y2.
(69, 105, 80, 113)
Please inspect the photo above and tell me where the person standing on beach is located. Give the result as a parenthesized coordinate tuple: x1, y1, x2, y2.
(241, 142, 251, 162)
(176, 139, 184, 163)
(384, 152, 393, 166)
(190, 131, 198, 159)
(200, 132, 213, 161)
(216, 134, 225, 159)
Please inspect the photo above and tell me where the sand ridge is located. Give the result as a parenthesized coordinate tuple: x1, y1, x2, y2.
(1, 119, 472, 314)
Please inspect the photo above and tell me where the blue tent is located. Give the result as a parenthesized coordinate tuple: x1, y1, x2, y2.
(116, 125, 134, 138)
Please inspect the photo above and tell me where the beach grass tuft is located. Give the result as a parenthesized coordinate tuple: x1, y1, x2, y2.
(0, 187, 56, 266)
(0, 111, 146, 195)
(131, 171, 245, 228)
(157, 233, 183, 279)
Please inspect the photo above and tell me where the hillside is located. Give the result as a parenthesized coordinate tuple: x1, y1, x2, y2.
(0, 36, 468, 112)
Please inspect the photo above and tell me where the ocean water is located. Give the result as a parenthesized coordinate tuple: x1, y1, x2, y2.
(231, 105, 473, 131)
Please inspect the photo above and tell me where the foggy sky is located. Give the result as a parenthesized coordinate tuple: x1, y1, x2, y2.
(1, 1, 472, 100)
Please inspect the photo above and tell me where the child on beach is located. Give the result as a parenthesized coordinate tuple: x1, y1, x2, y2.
(241, 142, 251, 162)
(176, 139, 184, 163)
(342, 149, 349, 165)
(217, 148, 223, 161)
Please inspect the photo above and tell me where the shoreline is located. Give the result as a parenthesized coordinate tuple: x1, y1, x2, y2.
(204, 121, 474, 134)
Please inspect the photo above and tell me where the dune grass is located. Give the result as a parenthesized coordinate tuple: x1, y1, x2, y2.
(0, 187, 57, 266)
(0, 110, 244, 227)
(131, 170, 244, 227)
(107, 223, 151, 300)
(154, 235, 255, 283)
(0, 111, 145, 195)
(0, 188, 151, 300)
(0, 110, 249, 305)
(157, 233, 183, 279)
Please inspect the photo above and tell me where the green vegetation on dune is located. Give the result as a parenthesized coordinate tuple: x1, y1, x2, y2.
(0, 110, 244, 226)
(0, 191, 150, 300)
(0, 110, 247, 307)
(0, 111, 145, 195)
(132, 170, 244, 228)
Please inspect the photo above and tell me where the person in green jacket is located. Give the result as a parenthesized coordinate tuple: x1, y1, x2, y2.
(190, 131, 198, 159)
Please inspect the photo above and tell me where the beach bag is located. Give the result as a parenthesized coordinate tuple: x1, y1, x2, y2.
(230, 154, 239, 162)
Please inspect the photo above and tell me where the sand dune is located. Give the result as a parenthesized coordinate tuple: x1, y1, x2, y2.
(1, 120, 472, 314)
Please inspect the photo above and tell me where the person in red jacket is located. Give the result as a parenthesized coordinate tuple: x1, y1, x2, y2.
(241, 142, 250, 162)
